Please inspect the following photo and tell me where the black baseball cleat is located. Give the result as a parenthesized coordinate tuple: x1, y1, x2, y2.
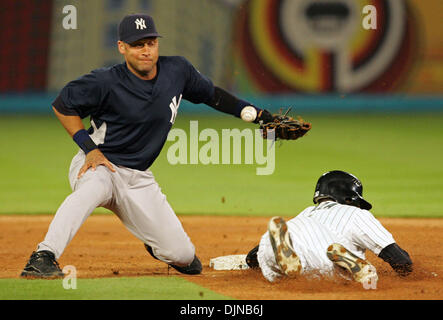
(169, 255, 202, 275)
(20, 251, 65, 278)
(246, 244, 260, 269)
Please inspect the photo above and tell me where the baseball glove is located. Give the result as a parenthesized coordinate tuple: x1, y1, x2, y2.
(259, 107, 311, 140)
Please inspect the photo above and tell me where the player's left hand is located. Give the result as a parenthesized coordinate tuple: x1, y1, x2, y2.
(259, 107, 312, 140)
(77, 149, 116, 178)
(253, 109, 274, 124)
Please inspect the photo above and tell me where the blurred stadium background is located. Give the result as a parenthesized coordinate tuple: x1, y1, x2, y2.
(1, 0, 442, 110)
(0, 0, 442, 216)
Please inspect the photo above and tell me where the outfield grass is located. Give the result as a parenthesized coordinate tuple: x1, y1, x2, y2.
(0, 112, 442, 217)
(0, 277, 231, 300)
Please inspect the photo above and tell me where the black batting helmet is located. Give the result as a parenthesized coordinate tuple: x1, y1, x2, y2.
(313, 170, 372, 210)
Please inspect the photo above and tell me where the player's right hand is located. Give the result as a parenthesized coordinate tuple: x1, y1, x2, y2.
(77, 149, 116, 178)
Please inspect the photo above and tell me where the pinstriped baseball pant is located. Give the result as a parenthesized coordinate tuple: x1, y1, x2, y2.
(257, 216, 355, 282)
(37, 150, 195, 266)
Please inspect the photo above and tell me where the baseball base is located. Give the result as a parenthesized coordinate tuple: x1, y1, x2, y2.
(209, 254, 249, 270)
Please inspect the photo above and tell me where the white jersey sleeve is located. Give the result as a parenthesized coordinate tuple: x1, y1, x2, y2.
(350, 209, 395, 255)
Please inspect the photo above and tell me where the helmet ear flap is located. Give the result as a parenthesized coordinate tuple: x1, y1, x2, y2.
(344, 197, 354, 205)
(343, 195, 361, 208)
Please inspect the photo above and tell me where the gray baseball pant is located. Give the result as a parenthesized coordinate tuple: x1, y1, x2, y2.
(37, 150, 195, 266)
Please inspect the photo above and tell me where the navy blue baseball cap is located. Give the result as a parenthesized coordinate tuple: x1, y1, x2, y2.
(118, 14, 161, 43)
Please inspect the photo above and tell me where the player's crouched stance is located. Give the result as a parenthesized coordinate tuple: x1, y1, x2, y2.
(21, 13, 277, 279)
(246, 171, 413, 288)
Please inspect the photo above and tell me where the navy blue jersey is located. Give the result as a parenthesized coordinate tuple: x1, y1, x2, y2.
(53, 56, 214, 171)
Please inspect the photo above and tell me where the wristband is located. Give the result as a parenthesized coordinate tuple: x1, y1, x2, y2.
(73, 129, 98, 154)
(253, 109, 273, 124)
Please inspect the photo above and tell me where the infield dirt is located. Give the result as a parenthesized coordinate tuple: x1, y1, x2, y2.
(1, 215, 442, 299)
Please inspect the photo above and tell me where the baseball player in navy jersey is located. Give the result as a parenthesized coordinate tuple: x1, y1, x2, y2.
(20, 13, 275, 278)
(245, 170, 413, 287)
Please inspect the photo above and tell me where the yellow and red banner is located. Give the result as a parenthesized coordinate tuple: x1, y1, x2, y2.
(232, 0, 443, 94)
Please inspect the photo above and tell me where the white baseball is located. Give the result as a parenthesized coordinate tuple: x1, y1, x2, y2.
(240, 106, 257, 122)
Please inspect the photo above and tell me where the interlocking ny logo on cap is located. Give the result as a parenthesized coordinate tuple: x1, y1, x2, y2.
(135, 18, 147, 30)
